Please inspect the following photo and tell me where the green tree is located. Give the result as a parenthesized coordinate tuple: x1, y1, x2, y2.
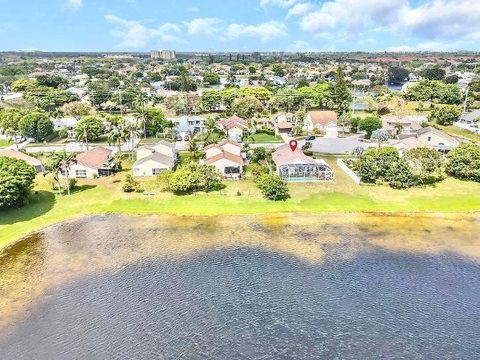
(421, 67, 446, 81)
(63, 101, 93, 120)
(75, 115, 104, 149)
(0, 156, 36, 208)
(358, 116, 382, 138)
(232, 96, 264, 119)
(331, 67, 352, 114)
(122, 174, 140, 192)
(36, 75, 68, 88)
(446, 144, 480, 182)
(0, 108, 24, 131)
(404, 147, 445, 184)
(428, 105, 461, 126)
(202, 72, 221, 85)
(187, 138, 202, 161)
(18, 111, 54, 142)
(387, 67, 409, 84)
(255, 173, 289, 200)
(44, 151, 77, 195)
(167, 162, 222, 193)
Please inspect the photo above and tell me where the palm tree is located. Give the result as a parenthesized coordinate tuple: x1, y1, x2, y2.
(187, 138, 202, 161)
(124, 122, 141, 159)
(75, 121, 91, 150)
(45, 151, 77, 196)
(108, 127, 127, 154)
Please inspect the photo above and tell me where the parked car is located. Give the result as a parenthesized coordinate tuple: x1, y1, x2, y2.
(305, 136, 316, 141)
(183, 135, 190, 141)
(175, 136, 182, 141)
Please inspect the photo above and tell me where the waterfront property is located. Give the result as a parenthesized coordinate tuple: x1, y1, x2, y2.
(272, 144, 334, 181)
(133, 141, 176, 176)
(69, 146, 116, 178)
(204, 139, 244, 179)
(0, 149, 44, 172)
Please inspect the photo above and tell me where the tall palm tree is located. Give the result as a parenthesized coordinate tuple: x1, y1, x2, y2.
(45, 151, 77, 196)
(124, 122, 141, 159)
(108, 127, 128, 154)
(187, 138, 202, 161)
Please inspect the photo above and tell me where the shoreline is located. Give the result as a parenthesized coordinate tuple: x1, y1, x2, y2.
(2, 210, 479, 253)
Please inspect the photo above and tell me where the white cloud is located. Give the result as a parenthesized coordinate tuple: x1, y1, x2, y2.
(286, 2, 313, 18)
(184, 18, 222, 36)
(186, 6, 199, 13)
(260, 0, 297, 8)
(64, 0, 83, 11)
(105, 15, 183, 48)
(297, 0, 480, 47)
(226, 21, 287, 42)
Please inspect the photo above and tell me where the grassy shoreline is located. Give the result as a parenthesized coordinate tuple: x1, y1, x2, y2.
(2, 157, 480, 249)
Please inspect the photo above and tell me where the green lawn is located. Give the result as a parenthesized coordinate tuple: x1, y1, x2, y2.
(0, 139, 12, 148)
(1, 157, 480, 248)
(245, 133, 283, 143)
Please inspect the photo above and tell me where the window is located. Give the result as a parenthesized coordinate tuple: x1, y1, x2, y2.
(152, 168, 163, 175)
(76, 170, 87, 178)
(427, 136, 431, 141)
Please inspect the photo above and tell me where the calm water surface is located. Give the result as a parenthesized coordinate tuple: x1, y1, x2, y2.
(1, 214, 480, 359)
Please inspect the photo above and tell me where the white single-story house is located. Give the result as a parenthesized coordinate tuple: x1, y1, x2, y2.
(133, 141, 176, 177)
(304, 111, 338, 138)
(69, 146, 116, 178)
(272, 144, 333, 182)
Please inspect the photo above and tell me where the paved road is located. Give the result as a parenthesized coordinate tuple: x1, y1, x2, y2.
(299, 136, 373, 154)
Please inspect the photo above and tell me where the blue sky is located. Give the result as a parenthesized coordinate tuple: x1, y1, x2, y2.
(0, 0, 479, 52)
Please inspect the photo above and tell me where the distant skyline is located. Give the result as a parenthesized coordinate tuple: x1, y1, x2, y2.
(0, 0, 479, 52)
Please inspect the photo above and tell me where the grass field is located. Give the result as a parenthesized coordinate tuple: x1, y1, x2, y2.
(435, 124, 480, 143)
(1, 157, 480, 248)
(245, 133, 283, 143)
(0, 139, 12, 148)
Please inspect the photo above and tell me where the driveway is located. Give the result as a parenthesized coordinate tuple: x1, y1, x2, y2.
(299, 136, 373, 155)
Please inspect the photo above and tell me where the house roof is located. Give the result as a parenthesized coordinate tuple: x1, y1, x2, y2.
(138, 140, 176, 151)
(276, 122, 294, 129)
(392, 136, 429, 150)
(416, 126, 460, 144)
(217, 115, 248, 130)
(307, 111, 337, 125)
(204, 151, 244, 166)
(0, 150, 43, 167)
(272, 144, 317, 167)
(133, 152, 175, 168)
(76, 146, 112, 169)
(204, 139, 242, 151)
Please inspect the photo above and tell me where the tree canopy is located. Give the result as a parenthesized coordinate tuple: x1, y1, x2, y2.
(0, 156, 36, 208)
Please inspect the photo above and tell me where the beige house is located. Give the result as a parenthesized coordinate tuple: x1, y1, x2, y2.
(69, 146, 115, 178)
(304, 111, 338, 137)
(416, 127, 460, 152)
(133, 141, 176, 176)
(217, 115, 248, 141)
(203, 139, 244, 179)
(382, 116, 425, 137)
(0, 149, 44, 172)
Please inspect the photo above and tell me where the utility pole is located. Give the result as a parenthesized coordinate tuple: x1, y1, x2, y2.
(463, 86, 469, 114)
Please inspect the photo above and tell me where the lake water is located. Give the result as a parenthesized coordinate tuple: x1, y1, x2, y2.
(1, 214, 480, 359)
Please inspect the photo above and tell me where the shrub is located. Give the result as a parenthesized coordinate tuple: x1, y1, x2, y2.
(256, 127, 275, 136)
(167, 162, 222, 194)
(0, 157, 36, 208)
(357, 147, 416, 189)
(404, 148, 445, 184)
(58, 128, 69, 139)
(122, 174, 140, 192)
(255, 173, 289, 200)
(358, 116, 382, 139)
(446, 144, 480, 182)
(249, 163, 268, 177)
(251, 147, 267, 163)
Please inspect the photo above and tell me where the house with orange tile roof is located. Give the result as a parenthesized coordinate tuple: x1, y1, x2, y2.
(203, 139, 244, 179)
(69, 146, 116, 178)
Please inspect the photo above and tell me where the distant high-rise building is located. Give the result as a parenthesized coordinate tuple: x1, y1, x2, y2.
(151, 50, 176, 60)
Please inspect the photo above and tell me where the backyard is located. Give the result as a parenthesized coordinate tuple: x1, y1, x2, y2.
(0, 138, 11, 148)
(2, 156, 480, 248)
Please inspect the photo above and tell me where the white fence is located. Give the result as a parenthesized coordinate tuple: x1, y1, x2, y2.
(336, 158, 361, 185)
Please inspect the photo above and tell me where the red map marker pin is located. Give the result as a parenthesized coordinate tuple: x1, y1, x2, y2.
(289, 139, 298, 152)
